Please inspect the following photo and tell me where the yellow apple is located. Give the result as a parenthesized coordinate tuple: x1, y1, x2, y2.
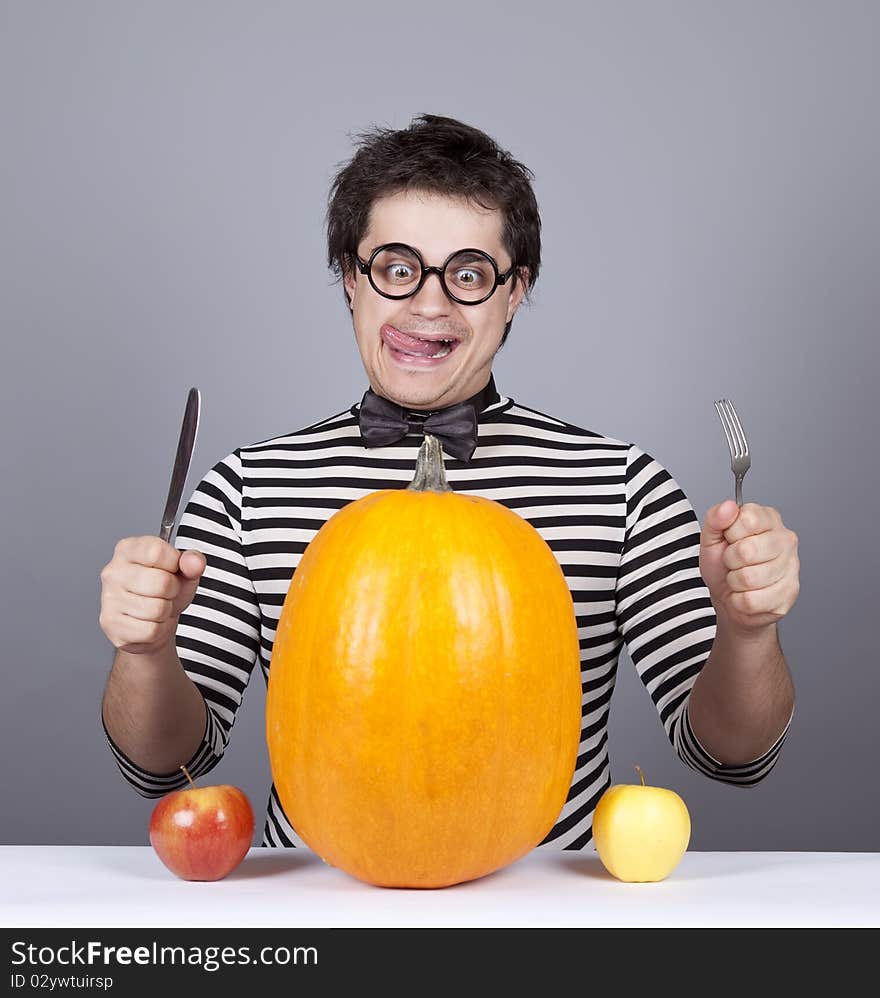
(592, 765, 691, 882)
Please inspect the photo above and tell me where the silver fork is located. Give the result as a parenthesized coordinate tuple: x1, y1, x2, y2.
(714, 399, 751, 507)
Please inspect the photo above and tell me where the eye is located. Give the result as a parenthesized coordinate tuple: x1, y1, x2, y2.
(446, 251, 494, 290)
(387, 262, 416, 282)
(372, 247, 421, 285)
(452, 267, 487, 287)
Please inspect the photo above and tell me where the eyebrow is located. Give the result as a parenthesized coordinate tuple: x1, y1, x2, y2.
(451, 251, 493, 265)
(370, 244, 420, 256)
(368, 244, 500, 264)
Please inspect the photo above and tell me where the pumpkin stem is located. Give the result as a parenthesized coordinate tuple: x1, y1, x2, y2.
(407, 434, 452, 494)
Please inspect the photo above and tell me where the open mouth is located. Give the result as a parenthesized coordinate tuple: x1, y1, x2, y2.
(381, 324, 462, 364)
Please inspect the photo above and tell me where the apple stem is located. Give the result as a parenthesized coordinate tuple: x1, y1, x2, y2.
(634, 764, 646, 786)
(180, 765, 195, 788)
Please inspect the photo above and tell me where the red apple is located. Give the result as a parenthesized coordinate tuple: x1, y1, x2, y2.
(149, 766, 255, 881)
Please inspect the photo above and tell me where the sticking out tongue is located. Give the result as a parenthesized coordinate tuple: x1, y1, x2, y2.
(383, 324, 450, 357)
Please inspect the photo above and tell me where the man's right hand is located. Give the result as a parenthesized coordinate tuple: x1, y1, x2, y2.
(99, 537, 207, 656)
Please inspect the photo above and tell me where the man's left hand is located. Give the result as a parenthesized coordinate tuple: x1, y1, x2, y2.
(699, 500, 800, 635)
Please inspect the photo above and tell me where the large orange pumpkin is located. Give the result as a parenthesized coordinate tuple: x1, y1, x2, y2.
(266, 434, 581, 888)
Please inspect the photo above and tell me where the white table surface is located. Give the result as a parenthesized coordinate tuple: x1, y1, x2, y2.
(2, 846, 878, 928)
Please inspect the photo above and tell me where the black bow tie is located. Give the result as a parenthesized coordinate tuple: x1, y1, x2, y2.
(358, 389, 479, 462)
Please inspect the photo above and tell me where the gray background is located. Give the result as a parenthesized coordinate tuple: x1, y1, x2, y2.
(2, 0, 877, 850)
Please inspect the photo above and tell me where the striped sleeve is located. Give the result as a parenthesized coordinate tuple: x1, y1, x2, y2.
(102, 695, 227, 798)
(103, 448, 262, 797)
(614, 444, 791, 786)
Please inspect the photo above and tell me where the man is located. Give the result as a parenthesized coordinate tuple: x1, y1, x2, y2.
(99, 114, 798, 850)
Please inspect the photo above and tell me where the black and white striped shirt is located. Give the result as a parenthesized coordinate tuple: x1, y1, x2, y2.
(103, 379, 792, 850)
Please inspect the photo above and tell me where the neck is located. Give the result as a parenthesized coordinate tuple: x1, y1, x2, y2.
(372, 373, 499, 415)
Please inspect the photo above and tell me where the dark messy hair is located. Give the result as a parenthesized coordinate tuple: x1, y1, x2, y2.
(325, 113, 541, 347)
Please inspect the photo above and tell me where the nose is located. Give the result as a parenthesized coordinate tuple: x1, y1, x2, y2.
(408, 267, 452, 317)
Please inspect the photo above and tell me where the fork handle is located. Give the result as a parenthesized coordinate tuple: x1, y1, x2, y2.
(735, 474, 744, 508)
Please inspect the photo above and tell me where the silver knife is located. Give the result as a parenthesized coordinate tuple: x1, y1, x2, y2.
(159, 387, 201, 543)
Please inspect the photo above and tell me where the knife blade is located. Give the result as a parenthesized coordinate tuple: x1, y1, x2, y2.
(158, 387, 201, 543)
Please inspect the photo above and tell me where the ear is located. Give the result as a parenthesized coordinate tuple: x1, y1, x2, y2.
(343, 256, 357, 311)
(505, 266, 530, 324)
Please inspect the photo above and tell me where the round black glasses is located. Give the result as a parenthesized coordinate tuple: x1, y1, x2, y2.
(354, 243, 517, 306)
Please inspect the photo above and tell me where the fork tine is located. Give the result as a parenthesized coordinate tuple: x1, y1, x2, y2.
(722, 399, 749, 458)
(718, 399, 740, 457)
(719, 399, 745, 458)
(714, 400, 737, 459)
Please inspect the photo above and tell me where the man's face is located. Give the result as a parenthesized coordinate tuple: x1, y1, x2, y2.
(343, 189, 527, 411)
